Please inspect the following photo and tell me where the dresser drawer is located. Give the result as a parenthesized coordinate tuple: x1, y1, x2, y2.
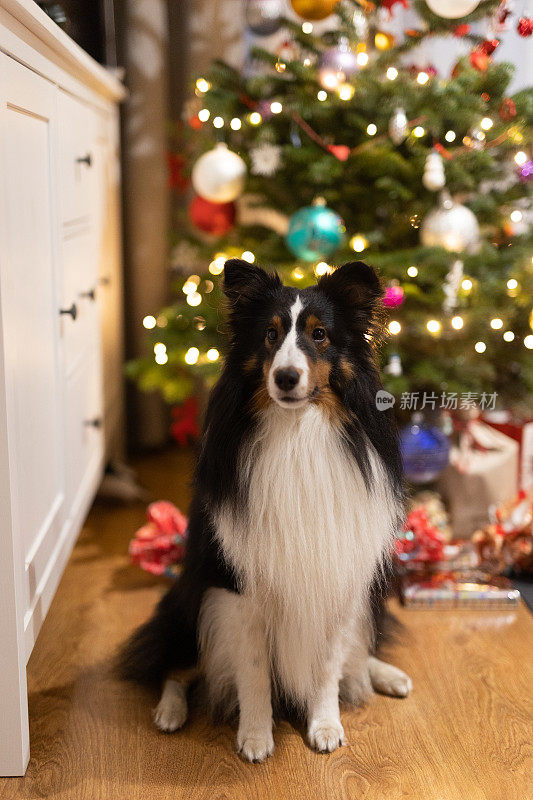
(60, 229, 100, 374)
(57, 90, 97, 226)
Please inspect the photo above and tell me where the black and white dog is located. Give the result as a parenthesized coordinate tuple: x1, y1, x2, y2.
(119, 259, 412, 761)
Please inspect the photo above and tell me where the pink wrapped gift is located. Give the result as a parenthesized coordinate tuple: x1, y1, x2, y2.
(129, 501, 188, 576)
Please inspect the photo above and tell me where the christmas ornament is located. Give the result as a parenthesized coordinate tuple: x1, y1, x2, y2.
(468, 126, 486, 150)
(423, 151, 446, 191)
(499, 98, 516, 120)
(191, 143, 246, 203)
(421, 191, 480, 254)
(188, 195, 236, 235)
(374, 30, 395, 49)
(519, 160, 533, 182)
(517, 16, 533, 36)
(318, 40, 358, 91)
(469, 47, 491, 71)
(389, 107, 408, 145)
(383, 283, 405, 308)
(493, 2, 512, 31)
(285, 203, 345, 261)
(245, 0, 284, 36)
(443, 259, 463, 312)
(453, 23, 470, 35)
(328, 144, 351, 161)
(167, 153, 188, 191)
(250, 143, 282, 176)
(400, 416, 451, 484)
(424, 0, 480, 18)
(352, 7, 369, 39)
(381, 0, 409, 16)
(289, 0, 338, 21)
(129, 501, 188, 577)
(479, 38, 499, 55)
(384, 353, 403, 377)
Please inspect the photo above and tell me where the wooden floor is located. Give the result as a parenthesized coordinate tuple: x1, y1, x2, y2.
(1, 448, 532, 800)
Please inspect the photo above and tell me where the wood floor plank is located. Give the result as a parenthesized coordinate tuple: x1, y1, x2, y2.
(1, 448, 531, 799)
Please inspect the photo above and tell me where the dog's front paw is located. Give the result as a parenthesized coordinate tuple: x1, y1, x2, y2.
(308, 719, 346, 753)
(369, 658, 413, 698)
(237, 727, 274, 763)
(153, 681, 188, 732)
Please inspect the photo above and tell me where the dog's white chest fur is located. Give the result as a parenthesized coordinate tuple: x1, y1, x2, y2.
(214, 404, 397, 700)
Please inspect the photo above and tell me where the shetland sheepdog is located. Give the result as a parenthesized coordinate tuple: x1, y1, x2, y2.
(119, 259, 412, 761)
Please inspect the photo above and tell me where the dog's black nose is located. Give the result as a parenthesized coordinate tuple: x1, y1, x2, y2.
(274, 367, 300, 392)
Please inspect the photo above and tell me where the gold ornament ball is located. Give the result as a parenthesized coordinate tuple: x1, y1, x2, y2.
(290, 0, 338, 21)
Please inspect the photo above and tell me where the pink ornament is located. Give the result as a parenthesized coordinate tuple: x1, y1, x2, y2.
(383, 284, 405, 308)
(519, 160, 533, 182)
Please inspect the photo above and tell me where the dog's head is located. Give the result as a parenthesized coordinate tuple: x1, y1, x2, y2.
(223, 259, 384, 412)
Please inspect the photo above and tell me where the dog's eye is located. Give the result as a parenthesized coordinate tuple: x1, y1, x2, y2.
(312, 328, 326, 342)
(266, 327, 278, 343)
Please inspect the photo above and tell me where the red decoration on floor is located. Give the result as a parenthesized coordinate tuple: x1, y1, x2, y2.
(517, 16, 533, 36)
(129, 501, 188, 576)
(170, 396, 200, 446)
(188, 195, 236, 235)
(395, 508, 446, 564)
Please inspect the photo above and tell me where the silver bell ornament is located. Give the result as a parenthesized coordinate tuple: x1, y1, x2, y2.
(245, 0, 284, 36)
(389, 108, 408, 145)
(422, 151, 446, 191)
(318, 39, 358, 91)
(191, 143, 246, 204)
(421, 191, 481, 254)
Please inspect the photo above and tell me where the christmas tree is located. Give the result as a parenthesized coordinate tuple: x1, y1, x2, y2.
(127, 0, 533, 417)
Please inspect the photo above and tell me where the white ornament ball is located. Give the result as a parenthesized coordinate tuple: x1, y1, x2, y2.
(389, 108, 408, 145)
(423, 152, 446, 191)
(425, 0, 480, 19)
(421, 192, 480, 253)
(191, 143, 246, 203)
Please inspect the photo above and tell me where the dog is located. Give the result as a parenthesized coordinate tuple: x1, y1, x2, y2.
(118, 258, 412, 761)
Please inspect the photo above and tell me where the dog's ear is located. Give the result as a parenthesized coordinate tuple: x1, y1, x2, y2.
(318, 261, 383, 332)
(223, 259, 281, 305)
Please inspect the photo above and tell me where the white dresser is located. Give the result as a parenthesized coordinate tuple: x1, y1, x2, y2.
(0, 0, 125, 775)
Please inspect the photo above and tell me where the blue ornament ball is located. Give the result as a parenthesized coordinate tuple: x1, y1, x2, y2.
(400, 419, 450, 484)
(286, 205, 345, 261)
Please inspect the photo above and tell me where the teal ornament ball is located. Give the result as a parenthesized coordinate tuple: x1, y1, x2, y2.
(286, 205, 345, 261)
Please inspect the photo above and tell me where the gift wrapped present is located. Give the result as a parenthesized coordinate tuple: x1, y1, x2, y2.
(129, 501, 188, 577)
(400, 572, 520, 608)
(437, 420, 519, 540)
(482, 411, 533, 491)
(472, 487, 533, 574)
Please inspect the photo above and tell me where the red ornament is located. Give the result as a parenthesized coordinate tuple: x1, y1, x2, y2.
(188, 195, 236, 235)
(517, 17, 533, 36)
(499, 98, 516, 120)
(469, 48, 490, 72)
(188, 115, 203, 130)
(327, 144, 351, 161)
(479, 38, 499, 55)
(170, 397, 200, 447)
(167, 153, 189, 192)
(381, 0, 409, 16)
(453, 23, 470, 37)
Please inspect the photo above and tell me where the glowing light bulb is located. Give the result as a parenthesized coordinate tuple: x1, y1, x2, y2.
(270, 102, 282, 114)
(187, 292, 202, 307)
(475, 341, 486, 353)
(302, 21, 313, 33)
(315, 262, 330, 276)
(198, 108, 210, 122)
(182, 278, 199, 295)
(507, 278, 518, 290)
(249, 112, 262, 125)
(515, 151, 527, 166)
(427, 319, 441, 335)
(490, 318, 503, 330)
(143, 315, 156, 329)
(462, 278, 473, 291)
(185, 347, 199, 365)
(413, 126, 425, 138)
(480, 117, 493, 131)
(317, 90, 327, 101)
(230, 117, 242, 130)
(154, 342, 166, 355)
(388, 320, 401, 335)
(525, 335, 533, 349)
(213, 116, 224, 128)
(451, 316, 464, 330)
(386, 67, 398, 81)
(445, 130, 456, 143)
(209, 255, 226, 275)
(155, 352, 168, 365)
(196, 78, 210, 93)
(366, 123, 377, 136)
(503, 331, 515, 342)
(510, 209, 523, 223)
(407, 266, 418, 277)
(356, 52, 368, 67)
(241, 251, 255, 263)
(350, 234, 367, 252)
(338, 83, 355, 101)
(292, 268, 304, 280)
(206, 348, 219, 362)
(417, 71, 429, 85)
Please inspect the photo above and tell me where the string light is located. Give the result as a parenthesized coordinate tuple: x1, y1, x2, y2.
(388, 320, 401, 335)
(292, 268, 304, 280)
(213, 116, 224, 128)
(366, 123, 377, 136)
(386, 67, 398, 80)
(490, 318, 503, 330)
(143, 315, 156, 329)
(270, 101, 282, 114)
(356, 52, 368, 67)
(462, 278, 473, 291)
(507, 278, 518, 290)
(209, 255, 226, 275)
(525, 335, 533, 349)
(338, 84, 355, 101)
(303, 57, 312, 67)
(154, 342, 166, 354)
(350, 234, 367, 252)
(275, 60, 286, 73)
(182, 276, 200, 294)
(510, 209, 523, 223)
(185, 347, 199, 365)
(302, 21, 313, 33)
(413, 126, 425, 138)
(375, 32, 391, 50)
(203, 280, 214, 293)
(317, 90, 328, 101)
(187, 292, 202, 307)
(503, 331, 515, 342)
(417, 71, 429, 85)
(230, 117, 242, 130)
(196, 78, 210, 93)
(198, 109, 210, 122)
(407, 266, 418, 277)
(480, 117, 493, 131)
(249, 112, 262, 125)
(155, 352, 168, 365)
(156, 315, 168, 328)
(475, 341, 486, 353)
(315, 262, 331, 276)
(451, 316, 464, 330)
(241, 250, 255, 263)
(426, 320, 441, 335)
(515, 151, 527, 166)
(445, 130, 456, 143)
(207, 348, 220, 361)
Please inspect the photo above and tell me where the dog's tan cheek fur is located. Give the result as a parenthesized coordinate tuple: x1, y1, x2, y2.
(309, 357, 346, 425)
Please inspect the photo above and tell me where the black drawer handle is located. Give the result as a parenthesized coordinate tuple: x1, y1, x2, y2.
(99, 275, 111, 287)
(84, 417, 102, 429)
(80, 288, 96, 301)
(59, 303, 77, 320)
(76, 153, 92, 167)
